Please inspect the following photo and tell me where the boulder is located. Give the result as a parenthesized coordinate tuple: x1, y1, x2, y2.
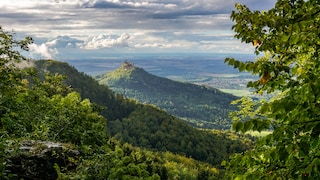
(6, 140, 80, 180)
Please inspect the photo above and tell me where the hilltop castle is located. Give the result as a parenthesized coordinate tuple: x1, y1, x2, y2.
(121, 61, 135, 70)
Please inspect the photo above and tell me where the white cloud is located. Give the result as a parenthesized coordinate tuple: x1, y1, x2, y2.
(81, 33, 131, 49)
(28, 43, 59, 59)
(15, 60, 35, 69)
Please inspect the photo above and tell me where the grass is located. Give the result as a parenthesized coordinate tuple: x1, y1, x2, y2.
(245, 130, 272, 137)
(220, 89, 254, 97)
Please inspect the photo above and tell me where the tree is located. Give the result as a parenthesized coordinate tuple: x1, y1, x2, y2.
(223, 0, 320, 179)
(0, 26, 32, 94)
(0, 26, 33, 178)
(0, 26, 38, 139)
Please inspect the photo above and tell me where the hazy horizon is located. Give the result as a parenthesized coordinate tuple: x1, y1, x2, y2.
(63, 52, 255, 76)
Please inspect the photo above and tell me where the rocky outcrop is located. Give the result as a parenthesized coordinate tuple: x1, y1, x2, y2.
(6, 140, 80, 180)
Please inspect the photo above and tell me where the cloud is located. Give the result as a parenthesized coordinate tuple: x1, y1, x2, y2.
(77, 0, 233, 21)
(46, 36, 84, 48)
(236, 0, 277, 10)
(15, 60, 35, 69)
(0, 0, 277, 57)
(81, 33, 131, 49)
(0, 0, 276, 35)
(79, 0, 177, 9)
(28, 43, 59, 59)
(80, 0, 126, 8)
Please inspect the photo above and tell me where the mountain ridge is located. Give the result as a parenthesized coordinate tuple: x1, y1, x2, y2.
(95, 61, 238, 129)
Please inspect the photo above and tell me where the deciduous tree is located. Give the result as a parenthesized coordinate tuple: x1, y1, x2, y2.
(224, 0, 320, 179)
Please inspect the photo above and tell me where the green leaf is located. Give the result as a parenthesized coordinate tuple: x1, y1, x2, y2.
(298, 141, 309, 155)
(311, 123, 320, 138)
(243, 121, 254, 132)
(281, 34, 290, 42)
(234, 121, 244, 132)
(290, 35, 299, 45)
(221, 160, 227, 167)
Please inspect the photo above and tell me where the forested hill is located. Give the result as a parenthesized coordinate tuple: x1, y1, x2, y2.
(95, 61, 238, 129)
(34, 60, 136, 121)
(34, 60, 250, 166)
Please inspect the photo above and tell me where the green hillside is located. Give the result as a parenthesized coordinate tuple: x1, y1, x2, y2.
(95, 61, 238, 129)
(34, 60, 250, 166)
(34, 60, 136, 121)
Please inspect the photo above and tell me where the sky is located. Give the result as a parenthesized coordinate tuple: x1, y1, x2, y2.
(0, 0, 277, 60)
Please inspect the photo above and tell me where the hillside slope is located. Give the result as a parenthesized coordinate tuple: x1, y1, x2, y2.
(95, 61, 238, 129)
(34, 60, 250, 166)
(34, 60, 136, 121)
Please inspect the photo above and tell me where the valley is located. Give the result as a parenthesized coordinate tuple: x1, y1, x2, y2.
(64, 53, 257, 97)
(33, 60, 251, 167)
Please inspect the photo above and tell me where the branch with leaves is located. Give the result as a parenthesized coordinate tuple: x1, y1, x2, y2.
(223, 0, 320, 179)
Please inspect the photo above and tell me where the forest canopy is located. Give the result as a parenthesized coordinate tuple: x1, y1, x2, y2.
(0, 26, 249, 179)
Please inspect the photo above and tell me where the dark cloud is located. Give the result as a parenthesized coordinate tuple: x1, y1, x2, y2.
(79, 0, 234, 19)
(150, 9, 228, 20)
(0, 0, 277, 56)
(0, 12, 41, 26)
(237, 0, 277, 10)
(82, 1, 127, 8)
(0, 0, 277, 33)
(147, 31, 234, 43)
(47, 36, 84, 48)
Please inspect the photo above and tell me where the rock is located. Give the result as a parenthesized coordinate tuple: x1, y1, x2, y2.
(6, 140, 80, 180)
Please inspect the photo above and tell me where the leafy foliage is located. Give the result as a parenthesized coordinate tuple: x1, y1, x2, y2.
(109, 104, 251, 166)
(224, 0, 320, 179)
(66, 139, 220, 179)
(0, 25, 248, 179)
